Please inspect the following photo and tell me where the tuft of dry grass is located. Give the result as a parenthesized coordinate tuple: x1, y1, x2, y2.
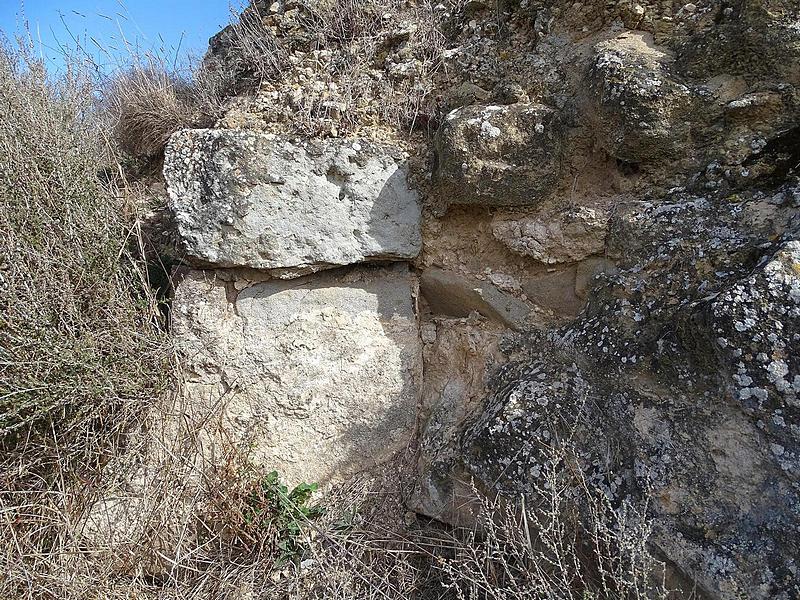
(102, 60, 221, 160)
(435, 469, 671, 599)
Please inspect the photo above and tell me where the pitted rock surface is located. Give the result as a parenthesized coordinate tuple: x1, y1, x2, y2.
(587, 31, 695, 163)
(165, 129, 421, 274)
(144, 1, 800, 598)
(172, 264, 422, 486)
(417, 181, 800, 599)
(491, 207, 609, 264)
(433, 103, 562, 207)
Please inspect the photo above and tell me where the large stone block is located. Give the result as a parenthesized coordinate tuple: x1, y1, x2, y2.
(172, 263, 422, 486)
(587, 32, 694, 163)
(433, 103, 562, 207)
(165, 129, 422, 274)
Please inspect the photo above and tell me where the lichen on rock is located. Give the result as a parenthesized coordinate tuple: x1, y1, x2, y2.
(115, 0, 800, 597)
(433, 103, 563, 207)
(165, 129, 421, 274)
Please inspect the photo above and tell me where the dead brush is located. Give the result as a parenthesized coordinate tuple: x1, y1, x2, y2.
(433, 453, 673, 599)
(0, 37, 176, 600)
(103, 61, 219, 159)
(214, 0, 451, 136)
(219, 5, 290, 89)
(312, 0, 400, 45)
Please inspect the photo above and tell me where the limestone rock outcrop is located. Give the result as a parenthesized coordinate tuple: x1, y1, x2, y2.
(433, 104, 562, 207)
(124, 1, 800, 597)
(173, 264, 422, 486)
(165, 129, 421, 275)
(418, 187, 800, 598)
(491, 207, 609, 264)
(409, 318, 504, 526)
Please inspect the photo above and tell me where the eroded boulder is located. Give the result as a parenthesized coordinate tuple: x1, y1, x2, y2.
(165, 129, 422, 275)
(172, 263, 422, 486)
(587, 32, 695, 163)
(433, 103, 563, 206)
(675, 1, 800, 86)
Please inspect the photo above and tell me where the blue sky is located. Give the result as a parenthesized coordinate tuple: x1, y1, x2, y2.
(0, 1, 242, 71)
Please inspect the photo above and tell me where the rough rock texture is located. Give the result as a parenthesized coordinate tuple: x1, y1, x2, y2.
(424, 188, 800, 599)
(491, 207, 609, 264)
(433, 104, 562, 207)
(587, 31, 694, 163)
(408, 317, 504, 526)
(575, 257, 619, 300)
(172, 264, 422, 486)
(401, 4, 800, 594)
(138, 1, 800, 597)
(165, 129, 421, 273)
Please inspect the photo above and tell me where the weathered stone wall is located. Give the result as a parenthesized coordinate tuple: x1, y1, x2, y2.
(97, 1, 800, 597)
(164, 133, 425, 487)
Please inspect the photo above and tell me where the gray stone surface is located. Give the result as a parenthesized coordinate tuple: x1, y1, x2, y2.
(172, 263, 422, 486)
(165, 129, 421, 274)
(587, 32, 695, 163)
(419, 185, 800, 599)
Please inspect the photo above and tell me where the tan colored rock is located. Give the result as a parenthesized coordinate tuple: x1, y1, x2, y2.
(523, 267, 584, 317)
(491, 207, 609, 264)
(409, 317, 505, 525)
(421, 268, 531, 329)
(172, 263, 423, 486)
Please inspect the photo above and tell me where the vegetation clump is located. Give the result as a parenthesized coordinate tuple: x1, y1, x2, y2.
(0, 38, 176, 598)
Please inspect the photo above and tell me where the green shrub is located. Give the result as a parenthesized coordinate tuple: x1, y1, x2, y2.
(244, 471, 325, 566)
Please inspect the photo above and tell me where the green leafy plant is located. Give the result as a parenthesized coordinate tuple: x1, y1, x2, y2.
(242, 470, 325, 566)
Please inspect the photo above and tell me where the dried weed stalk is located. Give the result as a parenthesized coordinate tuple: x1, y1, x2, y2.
(0, 38, 176, 599)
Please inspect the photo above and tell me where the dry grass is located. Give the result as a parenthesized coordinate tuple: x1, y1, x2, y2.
(102, 59, 222, 160)
(0, 39, 172, 452)
(436, 470, 671, 598)
(211, 0, 454, 136)
(215, 4, 291, 90)
(0, 38, 175, 599)
(257, 445, 674, 600)
(0, 8, 675, 599)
